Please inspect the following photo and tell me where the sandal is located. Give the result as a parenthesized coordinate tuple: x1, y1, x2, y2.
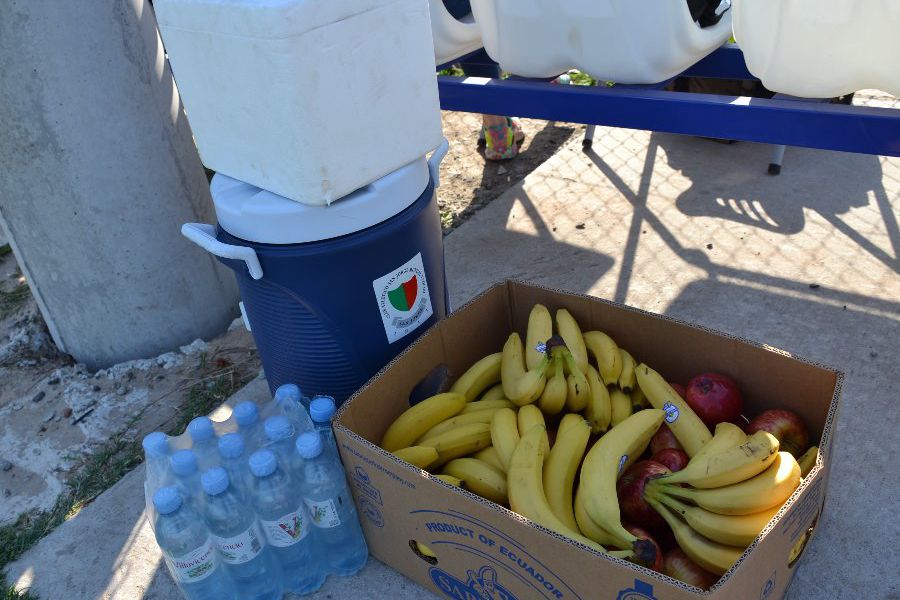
(482, 117, 525, 160)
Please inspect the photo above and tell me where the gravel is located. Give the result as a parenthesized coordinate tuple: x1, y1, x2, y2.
(0, 460, 13, 472)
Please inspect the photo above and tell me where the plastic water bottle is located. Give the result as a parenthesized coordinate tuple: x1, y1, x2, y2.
(200, 468, 282, 600)
(309, 395, 337, 451)
(152, 486, 235, 600)
(274, 383, 314, 433)
(143, 431, 171, 492)
(247, 449, 324, 595)
(171, 449, 202, 503)
(233, 401, 264, 452)
(263, 416, 296, 468)
(188, 416, 220, 470)
(218, 433, 251, 497)
(295, 432, 368, 577)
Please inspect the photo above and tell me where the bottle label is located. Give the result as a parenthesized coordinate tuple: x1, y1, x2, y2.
(165, 538, 218, 583)
(305, 498, 341, 528)
(212, 522, 264, 564)
(260, 506, 310, 547)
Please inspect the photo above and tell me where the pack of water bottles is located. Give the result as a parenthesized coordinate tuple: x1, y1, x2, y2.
(142, 384, 369, 600)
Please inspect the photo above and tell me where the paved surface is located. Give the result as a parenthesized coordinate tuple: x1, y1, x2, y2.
(7, 110, 900, 598)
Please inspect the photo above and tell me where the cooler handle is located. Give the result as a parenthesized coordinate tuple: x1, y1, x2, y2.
(181, 223, 264, 280)
(428, 138, 450, 189)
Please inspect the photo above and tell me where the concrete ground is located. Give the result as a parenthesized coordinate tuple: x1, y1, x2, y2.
(7, 100, 899, 598)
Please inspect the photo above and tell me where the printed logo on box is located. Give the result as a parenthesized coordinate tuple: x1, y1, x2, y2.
(616, 580, 657, 600)
(431, 565, 517, 600)
(373, 253, 433, 344)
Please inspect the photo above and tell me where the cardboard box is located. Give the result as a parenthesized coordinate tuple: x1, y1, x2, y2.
(334, 281, 842, 600)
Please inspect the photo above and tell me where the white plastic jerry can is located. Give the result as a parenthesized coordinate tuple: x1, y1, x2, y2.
(429, 0, 483, 66)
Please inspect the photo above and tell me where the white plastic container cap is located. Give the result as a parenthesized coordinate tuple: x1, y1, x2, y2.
(211, 157, 431, 245)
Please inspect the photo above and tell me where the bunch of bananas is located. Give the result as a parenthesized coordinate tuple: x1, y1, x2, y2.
(379, 303, 811, 586)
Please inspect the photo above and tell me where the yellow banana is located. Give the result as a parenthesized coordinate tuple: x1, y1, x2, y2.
(651, 451, 801, 516)
(538, 350, 567, 415)
(693, 422, 748, 461)
(584, 365, 611, 434)
(392, 446, 439, 469)
(648, 497, 744, 576)
(413, 540, 439, 560)
(461, 398, 514, 414)
(631, 386, 649, 410)
(526, 304, 553, 370)
(490, 408, 520, 472)
(501, 333, 549, 405)
(559, 347, 589, 412)
(381, 392, 467, 451)
(579, 409, 665, 553)
(450, 353, 503, 402)
(583, 330, 621, 386)
(636, 363, 712, 457)
(797, 446, 819, 478)
(479, 383, 507, 403)
(661, 431, 779, 489)
(443, 458, 508, 505)
(435, 474, 464, 487)
(609, 386, 633, 427)
(543, 414, 591, 531)
(652, 493, 778, 547)
(418, 409, 502, 444)
(508, 425, 610, 554)
(472, 446, 506, 473)
(574, 486, 622, 547)
(427, 423, 492, 467)
(517, 404, 550, 456)
(556, 309, 589, 374)
(617, 349, 636, 392)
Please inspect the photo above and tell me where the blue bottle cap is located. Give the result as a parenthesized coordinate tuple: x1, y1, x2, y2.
(142, 431, 169, 457)
(309, 396, 336, 424)
(152, 486, 183, 515)
(249, 450, 277, 478)
(295, 432, 323, 459)
(218, 432, 245, 459)
(274, 383, 301, 406)
(170, 449, 198, 477)
(187, 416, 216, 443)
(201, 467, 230, 496)
(264, 416, 293, 442)
(232, 401, 259, 427)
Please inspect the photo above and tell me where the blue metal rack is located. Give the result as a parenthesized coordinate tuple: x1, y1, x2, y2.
(437, 45, 900, 157)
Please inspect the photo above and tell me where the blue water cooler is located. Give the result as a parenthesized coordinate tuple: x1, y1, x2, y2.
(183, 141, 450, 403)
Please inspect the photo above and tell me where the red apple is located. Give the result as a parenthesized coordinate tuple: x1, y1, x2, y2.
(625, 524, 663, 572)
(670, 383, 687, 399)
(746, 409, 810, 456)
(652, 448, 689, 472)
(663, 548, 719, 589)
(617, 460, 671, 530)
(686, 373, 743, 427)
(650, 424, 683, 455)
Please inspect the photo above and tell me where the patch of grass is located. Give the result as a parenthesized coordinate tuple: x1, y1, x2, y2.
(0, 282, 30, 319)
(0, 245, 12, 259)
(438, 65, 465, 77)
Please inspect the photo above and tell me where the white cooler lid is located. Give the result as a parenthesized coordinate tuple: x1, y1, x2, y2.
(211, 157, 430, 245)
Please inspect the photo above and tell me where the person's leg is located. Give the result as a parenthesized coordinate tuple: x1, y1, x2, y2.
(456, 50, 524, 159)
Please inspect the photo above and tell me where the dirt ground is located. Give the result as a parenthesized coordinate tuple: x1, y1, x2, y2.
(0, 110, 577, 525)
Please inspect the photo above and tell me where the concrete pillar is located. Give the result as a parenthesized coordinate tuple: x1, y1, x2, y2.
(0, 0, 239, 368)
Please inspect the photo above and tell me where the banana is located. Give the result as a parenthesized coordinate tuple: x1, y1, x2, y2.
(636, 363, 712, 457)
(583, 330, 621, 386)
(413, 540, 439, 560)
(508, 425, 610, 554)
(584, 365, 611, 434)
(617, 349, 636, 392)
(381, 392, 467, 451)
(560, 347, 590, 412)
(661, 431, 779, 489)
(651, 451, 801, 515)
(518, 404, 550, 456)
(651, 493, 779, 547)
(693, 422, 748, 461)
(490, 408, 520, 472)
(579, 409, 664, 555)
(479, 383, 507, 403)
(631, 386, 649, 410)
(473, 446, 506, 473)
(543, 414, 591, 531)
(427, 423, 493, 467)
(450, 352, 503, 402)
(501, 333, 550, 406)
(418, 409, 502, 444)
(435, 474, 464, 487)
(538, 349, 567, 415)
(461, 398, 514, 414)
(556, 309, 589, 374)
(609, 386, 633, 427)
(648, 497, 743, 576)
(574, 486, 622, 547)
(526, 304, 553, 370)
(797, 446, 819, 478)
(443, 458, 508, 505)
(392, 446, 439, 469)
